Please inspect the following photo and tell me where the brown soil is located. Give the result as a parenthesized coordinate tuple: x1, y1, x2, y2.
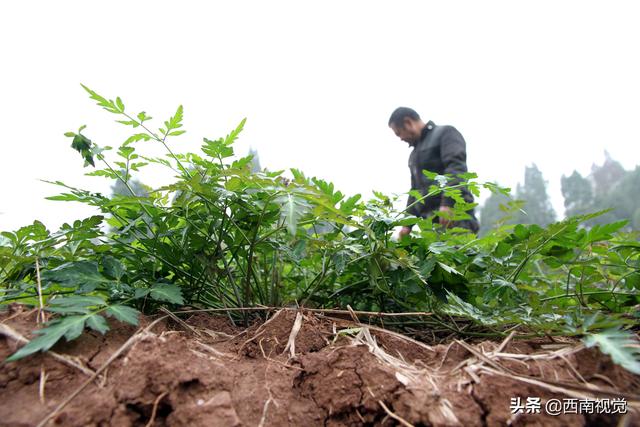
(1, 304, 639, 427)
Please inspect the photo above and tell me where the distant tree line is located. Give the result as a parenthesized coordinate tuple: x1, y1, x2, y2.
(479, 152, 640, 233)
(109, 148, 639, 234)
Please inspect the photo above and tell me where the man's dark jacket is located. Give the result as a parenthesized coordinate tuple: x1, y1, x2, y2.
(407, 121, 476, 219)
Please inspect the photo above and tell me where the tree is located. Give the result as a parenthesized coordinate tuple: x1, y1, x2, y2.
(561, 170, 593, 217)
(110, 174, 152, 235)
(111, 174, 150, 198)
(603, 165, 640, 230)
(478, 190, 511, 234)
(561, 154, 637, 229)
(514, 164, 556, 226)
(249, 147, 261, 173)
(633, 207, 640, 230)
(591, 151, 625, 198)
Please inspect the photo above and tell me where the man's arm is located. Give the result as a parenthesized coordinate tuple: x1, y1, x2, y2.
(439, 127, 468, 208)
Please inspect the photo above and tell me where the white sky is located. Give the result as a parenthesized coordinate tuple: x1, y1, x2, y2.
(2, 1, 639, 232)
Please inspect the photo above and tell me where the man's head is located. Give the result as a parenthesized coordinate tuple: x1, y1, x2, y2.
(388, 107, 425, 145)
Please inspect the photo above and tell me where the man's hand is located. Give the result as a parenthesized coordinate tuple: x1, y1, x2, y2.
(438, 205, 453, 228)
(399, 226, 412, 238)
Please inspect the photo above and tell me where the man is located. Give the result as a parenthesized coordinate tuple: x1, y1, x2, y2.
(389, 107, 479, 236)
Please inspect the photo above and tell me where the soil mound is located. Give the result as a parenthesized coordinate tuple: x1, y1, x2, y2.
(1, 304, 638, 426)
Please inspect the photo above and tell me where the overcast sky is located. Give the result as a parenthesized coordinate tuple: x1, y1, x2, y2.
(1, 1, 639, 232)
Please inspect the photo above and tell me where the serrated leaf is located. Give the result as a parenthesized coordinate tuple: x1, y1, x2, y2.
(459, 172, 478, 180)
(494, 241, 512, 258)
(137, 111, 151, 122)
(624, 273, 640, 290)
(492, 278, 517, 291)
(443, 291, 500, 325)
(106, 305, 140, 325)
(124, 133, 152, 145)
(6, 315, 92, 362)
(6, 321, 69, 361)
(276, 193, 310, 235)
(130, 162, 148, 171)
(116, 120, 139, 127)
(429, 242, 451, 255)
(583, 329, 640, 375)
(62, 316, 86, 341)
(290, 168, 306, 182)
(587, 220, 628, 243)
(86, 314, 109, 334)
(47, 295, 105, 314)
(340, 194, 361, 214)
(164, 105, 184, 134)
(46, 193, 81, 202)
(224, 118, 246, 146)
(80, 84, 119, 114)
(150, 283, 184, 304)
(134, 288, 151, 299)
(102, 256, 125, 280)
(69, 132, 95, 167)
(50, 295, 106, 307)
(42, 261, 111, 290)
(85, 169, 119, 179)
(118, 146, 135, 158)
(437, 262, 462, 276)
(513, 224, 530, 240)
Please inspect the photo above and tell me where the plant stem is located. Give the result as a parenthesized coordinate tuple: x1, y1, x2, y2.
(540, 291, 638, 302)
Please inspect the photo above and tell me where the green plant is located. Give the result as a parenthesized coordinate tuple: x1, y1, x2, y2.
(1, 86, 639, 374)
(584, 328, 640, 375)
